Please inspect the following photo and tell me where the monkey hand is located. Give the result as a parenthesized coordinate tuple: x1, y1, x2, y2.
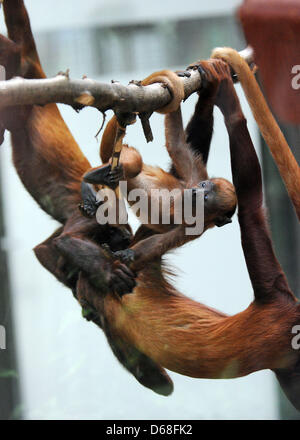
(109, 260, 137, 296)
(210, 61, 242, 120)
(187, 59, 222, 98)
(113, 248, 136, 266)
(83, 164, 124, 190)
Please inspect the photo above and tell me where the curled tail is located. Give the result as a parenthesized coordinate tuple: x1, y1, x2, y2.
(211, 47, 300, 221)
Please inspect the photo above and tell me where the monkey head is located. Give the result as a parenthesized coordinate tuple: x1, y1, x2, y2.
(192, 178, 237, 229)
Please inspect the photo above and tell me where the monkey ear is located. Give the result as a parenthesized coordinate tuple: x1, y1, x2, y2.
(214, 216, 232, 227)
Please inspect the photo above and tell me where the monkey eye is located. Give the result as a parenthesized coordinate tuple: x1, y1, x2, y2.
(201, 182, 206, 188)
(204, 194, 208, 201)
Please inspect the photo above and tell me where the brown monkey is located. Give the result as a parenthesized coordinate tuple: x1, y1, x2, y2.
(5, 1, 300, 411)
(211, 47, 300, 221)
(0, 0, 136, 296)
(0, 0, 176, 396)
(83, 67, 237, 271)
(80, 60, 300, 412)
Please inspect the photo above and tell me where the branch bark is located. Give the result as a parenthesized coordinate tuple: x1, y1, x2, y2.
(0, 47, 254, 113)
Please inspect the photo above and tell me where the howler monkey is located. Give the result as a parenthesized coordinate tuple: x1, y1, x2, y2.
(4, 1, 300, 411)
(0, 0, 175, 396)
(0, 0, 136, 297)
(81, 59, 300, 411)
(83, 65, 237, 271)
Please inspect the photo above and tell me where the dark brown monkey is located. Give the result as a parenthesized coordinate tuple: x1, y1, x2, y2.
(83, 67, 237, 271)
(0, 0, 175, 396)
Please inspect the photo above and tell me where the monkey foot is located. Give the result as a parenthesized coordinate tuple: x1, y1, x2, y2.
(83, 164, 124, 190)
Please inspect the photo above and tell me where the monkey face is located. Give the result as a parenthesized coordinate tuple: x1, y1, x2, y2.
(191, 180, 215, 217)
(192, 178, 237, 228)
(210, 178, 237, 227)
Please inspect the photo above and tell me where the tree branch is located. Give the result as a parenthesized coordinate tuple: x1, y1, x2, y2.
(0, 47, 254, 113)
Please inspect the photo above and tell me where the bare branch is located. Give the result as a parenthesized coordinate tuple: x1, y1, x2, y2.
(0, 47, 254, 113)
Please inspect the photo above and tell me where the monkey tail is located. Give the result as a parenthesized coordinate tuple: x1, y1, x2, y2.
(141, 70, 185, 114)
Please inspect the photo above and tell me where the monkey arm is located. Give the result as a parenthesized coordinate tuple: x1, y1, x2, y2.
(212, 47, 300, 221)
(184, 60, 219, 165)
(218, 72, 300, 408)
(100, 115, 119, 164)
(141, 70, 199, 182)
(164, 107, 204, 182)
(3, 0, 44, 78)
(127, 225, 198, 272)
(215, 62, 294, 302)
(227, 118, 289, 300)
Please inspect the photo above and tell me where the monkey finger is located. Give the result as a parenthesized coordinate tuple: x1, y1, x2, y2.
(109, 172, 124, 183)
(197, 65, 208, 90)
(111, 273, 135, 296)
(115, 261, 136, 278)
(114, 268, 136, 290)
(110, 277, 129, 296)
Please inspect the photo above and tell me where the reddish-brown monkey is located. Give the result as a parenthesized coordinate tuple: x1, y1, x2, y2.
(212, 47, 300, 221)
(0, 0, 175, 396)
(4, 1, 300, 409)
(0, 0, 137, 295)
(83, 68, 237, 271)
(80, 61, 300, 411)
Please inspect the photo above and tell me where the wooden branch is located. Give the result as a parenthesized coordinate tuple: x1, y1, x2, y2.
(0, 47, 254, 113)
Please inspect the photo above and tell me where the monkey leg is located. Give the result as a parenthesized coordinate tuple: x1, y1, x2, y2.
(34, 227, 79, 295)
(0, 34, 23, 142)
(84, 145, 143, 189)
(52, 215, 136, 296)
(3, 0, 46, 79)
(76, 273, 174, 396)
(184, 60, 220, 166)
(37, 233, 172, 395)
